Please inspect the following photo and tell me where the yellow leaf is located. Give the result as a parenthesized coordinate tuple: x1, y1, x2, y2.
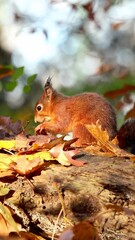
(0, 151, 54, 171)
(0, 202, 19, 236)
(0, 183, 10, 196)
(57, 151, 71, 166)
(0, 140, 16, 150)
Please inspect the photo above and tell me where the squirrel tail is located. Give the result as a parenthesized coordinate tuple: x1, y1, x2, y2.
(117, 118, 135, 154)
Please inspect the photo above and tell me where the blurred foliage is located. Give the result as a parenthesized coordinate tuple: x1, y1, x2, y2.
(0, 65, 37, 93)
(61, 74, 135, 98)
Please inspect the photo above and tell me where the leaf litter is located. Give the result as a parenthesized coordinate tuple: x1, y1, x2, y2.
(0, 117, 134, 178)
(0, 116, 86, 180)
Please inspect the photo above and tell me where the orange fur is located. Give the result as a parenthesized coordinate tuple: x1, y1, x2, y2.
(34, 80, 117, 147)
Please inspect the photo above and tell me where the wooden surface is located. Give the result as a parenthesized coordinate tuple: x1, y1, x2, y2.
(4, 154, 135, 239)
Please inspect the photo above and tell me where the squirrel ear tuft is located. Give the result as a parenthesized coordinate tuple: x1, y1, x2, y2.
(44, 77, 53, 101)
(44, 76, 52, 89)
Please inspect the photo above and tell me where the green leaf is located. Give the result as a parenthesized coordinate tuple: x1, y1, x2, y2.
(3, 65, 14, 70)
(11, 66, 24, 82)
(4, 81, 17, 91)
(23, 85, 31, 94)
(27, 74, 37, 84)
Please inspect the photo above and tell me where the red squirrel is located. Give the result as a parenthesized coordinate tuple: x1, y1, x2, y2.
(34, 77, 118, 147)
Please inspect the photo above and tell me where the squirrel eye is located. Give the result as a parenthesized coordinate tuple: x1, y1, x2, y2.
(36, 104, 43, 112)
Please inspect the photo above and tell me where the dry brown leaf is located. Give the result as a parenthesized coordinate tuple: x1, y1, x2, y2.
(85, 122, 135, 160)
(50, 143, 85, 166)
(17, 231, 45, 239)
(19, 135, 77, 155)
(9, 157, 45, 176)
(28, 134, 54, 145)
(58, 221, 100, 240)
(15, 133, 54, 152)
(85, 144, 114, 157)
(18, 135, 65, 154)
(63, 151, 86, 167)
(0, 170, 16, 180)
(15, 134, 31, 150)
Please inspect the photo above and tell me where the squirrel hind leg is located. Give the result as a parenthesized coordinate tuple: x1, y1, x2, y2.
(72, 123, 96, 147)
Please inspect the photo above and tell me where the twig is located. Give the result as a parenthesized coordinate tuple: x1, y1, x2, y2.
(52, 208, 63, 240)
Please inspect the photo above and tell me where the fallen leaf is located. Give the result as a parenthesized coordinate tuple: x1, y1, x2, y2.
(18, 231, 45, 239)
(19, 135, 65, 154)
(84, 144, 114, 157)
(0, 202, 19, 236)
(85, 121, 135, 160)
(28, 134, 54, 146)
(15, 134, 30, 150)
(63, 151, 86, 167)
(9, 157, 45, 175)
(0, 184, 10, 196)
(0, 150, 54, 171)
(57, 150, 71, 166)
(0, 140, 16, 150)
(58, 221, 100, 240)
(0, 170, 15, 179)
(50, 143, 85, 166)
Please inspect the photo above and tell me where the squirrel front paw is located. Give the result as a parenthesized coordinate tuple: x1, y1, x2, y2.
(35, 123, 47, 135)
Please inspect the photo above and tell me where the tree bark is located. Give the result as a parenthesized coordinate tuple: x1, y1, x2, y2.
(4, 154, 135, 239)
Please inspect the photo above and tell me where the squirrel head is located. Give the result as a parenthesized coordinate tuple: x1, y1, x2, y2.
(34, 77, 54, 123)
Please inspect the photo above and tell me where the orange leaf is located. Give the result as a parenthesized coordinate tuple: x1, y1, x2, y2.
(0, 65, 14, 79)
(104, 84, 135, 99)
(64, 151, 86, 167)
(9, 157, 44, 175)
(58, 221, 100, 240)
(85, 121, 135, 160)
(50, 144, 85, 166)
(0, 203, 19, 236)
(0, 170, 16, 180)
